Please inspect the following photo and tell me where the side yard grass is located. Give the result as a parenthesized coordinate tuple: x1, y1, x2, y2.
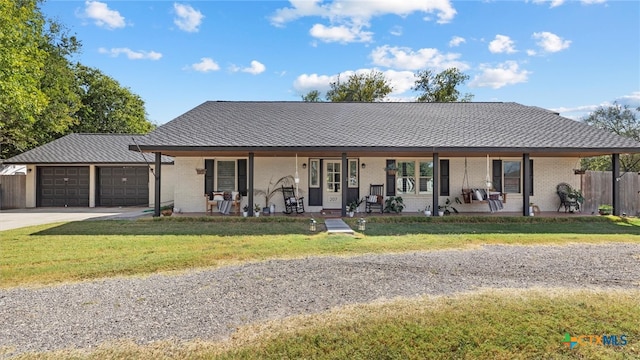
(1, 216, 638, 288)
(13, 288, 639, 359)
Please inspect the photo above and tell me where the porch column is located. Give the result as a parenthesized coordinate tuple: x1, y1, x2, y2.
(522, 153, 531, 216)
(612, 153, 620, 216)
(154, 152, 161, 217)
(249, 152, 254, 216)
(432, 153, 439, 216)
(341, 152, 348, 217)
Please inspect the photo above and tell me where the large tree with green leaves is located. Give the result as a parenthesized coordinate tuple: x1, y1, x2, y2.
(301, 90, 322, 102)
(580, 102, 640, 172)
(413, 68, 473, 102)
(0, 0, 153, 159)
(326, 71, 393, 102)
(0, 0, 48, 158)
(71, 65, 153, 134)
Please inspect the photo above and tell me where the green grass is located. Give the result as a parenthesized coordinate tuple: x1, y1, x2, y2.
(10, 288, 639, 359)
(1, 216, 638, 288)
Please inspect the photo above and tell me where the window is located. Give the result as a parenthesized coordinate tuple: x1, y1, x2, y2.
(217, 161, 235, 191)
(309, 159, 319, 188)
(503, 161, 521, 193)
(348, 159, 358, 188)
(394, 160, 434, 195)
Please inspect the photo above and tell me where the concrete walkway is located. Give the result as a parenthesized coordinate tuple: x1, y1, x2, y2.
(0, 207, 152, 231)
(324, 218, 354, 234)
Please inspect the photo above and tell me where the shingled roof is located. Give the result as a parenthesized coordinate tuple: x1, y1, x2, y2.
(133, 101, 640, 157)
(3, 133, 174, 164)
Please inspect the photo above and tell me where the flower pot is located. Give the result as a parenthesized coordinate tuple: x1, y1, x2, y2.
(254, 212, 260, 217)
(438, 211, 444, 217)
(348, 211, 354, 218)
(270, 204, 276, 214)
(262, 207, 269, 215)
(529, 206, 534, 216)
(424, 210, 431, 216)
(242, 211, 248, 217)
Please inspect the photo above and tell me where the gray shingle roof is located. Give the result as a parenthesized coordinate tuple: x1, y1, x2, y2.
(3, 134, 174, 164)
(135, 101, 640, 154)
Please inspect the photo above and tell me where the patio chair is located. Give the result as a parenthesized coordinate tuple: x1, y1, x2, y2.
(556, 182, 579, 212)
(365, 184, 384, 213)
(282, 185, 305, 214)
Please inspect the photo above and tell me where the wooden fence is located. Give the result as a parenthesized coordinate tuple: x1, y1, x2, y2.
(0, 175, 26, 209)
(581, 171, 640, 216)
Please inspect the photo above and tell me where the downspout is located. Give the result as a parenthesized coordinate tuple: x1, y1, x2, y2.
(341, 153, 348, 217)
(432, 153, 439, 215)
(612, 153, 620, 216)
(522, 153, 531, 216)
(154, 152, 161, 217)
(249, 152, 254, 216)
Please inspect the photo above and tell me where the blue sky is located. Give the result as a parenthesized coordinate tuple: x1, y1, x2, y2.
(42, 0, 639, 125)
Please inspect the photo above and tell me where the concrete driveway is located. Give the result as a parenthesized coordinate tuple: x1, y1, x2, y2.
(0, 207, 152, 231)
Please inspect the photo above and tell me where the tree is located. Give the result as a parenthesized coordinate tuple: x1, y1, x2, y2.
(580, 102, 640, 172)
(326, 71, 392, 102)
(70, 65, 153, 134)
(413, 68, 473, 102)
(0, 0, 48, 158)
(301, 90, 322, 102)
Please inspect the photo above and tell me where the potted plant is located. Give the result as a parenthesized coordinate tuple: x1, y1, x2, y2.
(568, 189, 584, 212)
(438, 197, 460, 216)
(242, 205, 249, 217)
(160, 204, 173, 217)
(254, 204, 261, 217)
(384, 196, 404, 214)
(346, 199, 362, 217)
(255, 175, 295, 214)
(423, 205, 432, 216)
(598, 204, 612, 215)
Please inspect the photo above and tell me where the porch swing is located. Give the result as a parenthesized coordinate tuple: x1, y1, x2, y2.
(460, 156, 505, 212)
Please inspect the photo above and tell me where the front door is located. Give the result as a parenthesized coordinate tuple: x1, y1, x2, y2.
(323, 160, 342, 209)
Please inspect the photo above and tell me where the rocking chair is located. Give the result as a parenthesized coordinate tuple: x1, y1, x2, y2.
(282, 185, 305, 214)
(365, 184, 384, 213)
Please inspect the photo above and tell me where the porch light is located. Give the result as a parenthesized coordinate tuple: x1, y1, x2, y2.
(309, 218, 317, 232)
(302, 163, 307, 169)
(357, 218, 366, 231)
(361, 163, 366, 169)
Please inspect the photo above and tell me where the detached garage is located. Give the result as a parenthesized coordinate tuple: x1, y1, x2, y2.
(3, 134, 174, 208)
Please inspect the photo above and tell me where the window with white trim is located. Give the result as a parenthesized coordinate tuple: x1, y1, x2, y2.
(348, 159, 358, 188)
(309, 159, 319, 188)
(395, 160, 433, 195)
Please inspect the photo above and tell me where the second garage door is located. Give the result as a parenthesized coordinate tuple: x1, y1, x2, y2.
(97, 167, 149, 207)
(38, 167, 90, 207)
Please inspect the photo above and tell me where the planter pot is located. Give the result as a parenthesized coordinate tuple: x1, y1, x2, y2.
(242, 211, 248, 217)
(348, 211, 354, 218)
(254, 212, 260, 217)
(270, 204, 276, 214)
(438, 211, 444, 217)
(262, 207, 269, 215)
(529, 206, 534, 216)
(424, 210, 431, 216)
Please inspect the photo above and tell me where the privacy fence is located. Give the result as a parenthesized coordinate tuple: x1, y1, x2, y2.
(581, 170, 640, 216)
(0, 175, 26, 210)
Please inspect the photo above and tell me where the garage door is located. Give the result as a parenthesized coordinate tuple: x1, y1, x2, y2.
(38, 167, 90, 207)
(97, 167, 149, 207)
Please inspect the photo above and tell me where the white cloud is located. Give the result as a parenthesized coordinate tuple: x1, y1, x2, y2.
(370, 45, 469, 71)
(237, 60, 266, 75)
(390, 26, 403, 37)
(98, 47, 162, 60)
(551, 92, 639, 120)
(532, 0, 606, 7)
(449, 36, 466, 47)
(82, 1, 125, 29)
(469, 61, 531, 89)
(173, 3, 204, 32)
(188, 58, 220, 72)
(532, 31, 571, 53)
(309, 24, 373, 43)
(488, 35, 517, 54)
(270, 0, 456, 44)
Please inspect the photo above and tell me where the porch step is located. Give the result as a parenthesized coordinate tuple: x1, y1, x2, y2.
(324, 219, 354, 234)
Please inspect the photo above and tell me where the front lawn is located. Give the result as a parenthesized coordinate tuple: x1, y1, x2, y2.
(1, 216, 638, 288)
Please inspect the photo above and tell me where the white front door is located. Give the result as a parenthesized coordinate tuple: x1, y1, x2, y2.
(323, 160, 342, 209)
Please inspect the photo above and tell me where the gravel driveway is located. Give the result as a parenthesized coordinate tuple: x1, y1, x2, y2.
(1, 243, 639, 356)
